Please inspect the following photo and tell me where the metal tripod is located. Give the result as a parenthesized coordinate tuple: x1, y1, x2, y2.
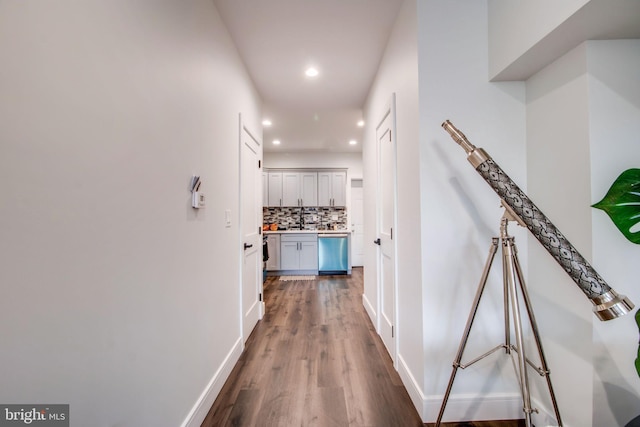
(435, 204, 562, 427)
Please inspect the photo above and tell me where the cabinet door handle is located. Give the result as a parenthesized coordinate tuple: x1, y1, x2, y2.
(244, 243, 253, 250)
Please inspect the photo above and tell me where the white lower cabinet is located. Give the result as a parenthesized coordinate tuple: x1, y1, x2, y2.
(280, 234, 318, 271)
(265, 234, 280, 271)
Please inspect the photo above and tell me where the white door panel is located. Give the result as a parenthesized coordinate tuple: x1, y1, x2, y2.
(376, 98, 397, 363)
(241, 119, 262, 342)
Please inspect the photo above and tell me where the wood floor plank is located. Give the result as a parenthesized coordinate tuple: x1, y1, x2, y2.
(226, 389, 263, 426)
(424, 422, 526, 427)
(201, 268, 522, 427)
(316, 327, 344, 388)
(256, 359, 309, 426)
(304, 386, 349, 427)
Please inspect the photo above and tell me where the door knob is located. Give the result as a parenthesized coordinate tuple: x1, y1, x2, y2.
(373, 238, 381, 245)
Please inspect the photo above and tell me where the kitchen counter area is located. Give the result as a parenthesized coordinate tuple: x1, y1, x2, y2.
(263, 230, 351, 276)
(262, 168, 352, 277)
(264, 229, 349, 234)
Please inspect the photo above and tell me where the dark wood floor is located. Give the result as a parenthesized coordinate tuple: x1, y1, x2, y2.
(202, 268, 523, 427)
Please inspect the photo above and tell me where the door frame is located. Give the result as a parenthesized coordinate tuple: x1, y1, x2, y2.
(350, 178, 364, 267)
(238, 114, 264, 344)
(374, 94, 399, 366)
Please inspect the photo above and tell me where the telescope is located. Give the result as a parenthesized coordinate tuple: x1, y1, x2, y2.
(441, 120, 633, 321)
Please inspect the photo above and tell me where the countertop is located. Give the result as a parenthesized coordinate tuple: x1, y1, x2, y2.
(264, 229, 350, 234)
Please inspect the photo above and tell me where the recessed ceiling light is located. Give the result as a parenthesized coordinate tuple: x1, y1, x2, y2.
(272, 139, 281, 145)
(262, 119, 272, 126)
(305, 67, 319, 78)
(349, 140, 358, 145)
(357, 120, 365, 127)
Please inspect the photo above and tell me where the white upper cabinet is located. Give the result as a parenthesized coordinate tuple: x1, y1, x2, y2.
(299, 172, 318, 206)
(318, 171, 346, 207)
(264, 169, 345, 207)
(282, 172, 300, 207)
(267, 172, 283, 207)
(282, 171, 317, 207)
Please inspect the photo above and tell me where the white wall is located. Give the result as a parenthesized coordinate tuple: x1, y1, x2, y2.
(418, 0, 527, 422)
(488, 0, 588, 80)
(588, 39, 640, 427)
(412, 2, 640, 425)
(362, 0, 423, 412)
(525, 38, 640, 427)
(0, 2, 261, 426)
(263, 151, 362, 177)
(525, 43, 594, 427)
(488, 0, 640, 82)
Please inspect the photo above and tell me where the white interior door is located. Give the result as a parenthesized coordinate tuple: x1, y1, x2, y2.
(376, 100, 397, 362)
(240, 119, 262, 342)
(350, 179, 364, 266)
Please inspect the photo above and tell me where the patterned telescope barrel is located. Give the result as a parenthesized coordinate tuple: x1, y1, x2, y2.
(442, 120, 633, 321)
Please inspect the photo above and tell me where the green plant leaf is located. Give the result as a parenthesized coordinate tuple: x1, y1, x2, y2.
(592, 168, 640, 244)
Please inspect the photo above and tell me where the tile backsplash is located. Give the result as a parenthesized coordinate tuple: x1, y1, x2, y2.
(263, 207, 347, 231)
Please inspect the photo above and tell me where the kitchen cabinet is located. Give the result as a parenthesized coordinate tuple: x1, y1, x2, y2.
(280, 233, 318, 271)
(267, 172, 283, 207)
(262, 172, 268, 207)
(264, 169, 345, 207)
(265, 233, 280, 271)
(318, 171, 346, 207)
(282, 171, 317, 207)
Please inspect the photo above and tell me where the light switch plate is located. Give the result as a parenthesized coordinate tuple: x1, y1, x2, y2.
(225, 209, 231, 227)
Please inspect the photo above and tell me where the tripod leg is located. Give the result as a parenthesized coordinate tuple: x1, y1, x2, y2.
(512, 248, 563, 426)
(503, 237, 533, 427)
(435, 238, 499, 427)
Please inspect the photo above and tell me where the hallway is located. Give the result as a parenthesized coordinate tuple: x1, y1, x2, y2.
(201, 268, 423, 426)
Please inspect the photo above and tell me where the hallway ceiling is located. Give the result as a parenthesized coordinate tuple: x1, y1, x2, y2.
(213, 0, 404, 153)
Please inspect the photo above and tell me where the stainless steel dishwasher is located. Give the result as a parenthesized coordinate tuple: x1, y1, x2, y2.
(317, 233, 349, 274)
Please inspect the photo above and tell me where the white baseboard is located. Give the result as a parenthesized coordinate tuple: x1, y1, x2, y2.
(397, 354, 427, 416)
(423, 392, 523, 423)
(362, 293, 377, 326)
(180, 336, 244, 427)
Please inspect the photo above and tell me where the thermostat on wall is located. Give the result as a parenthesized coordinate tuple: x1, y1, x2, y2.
(192, 192, 205, 209)
(190, 175, 205, 209)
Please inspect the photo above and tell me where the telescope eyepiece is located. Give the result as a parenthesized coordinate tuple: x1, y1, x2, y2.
(442, 120, 476, 154)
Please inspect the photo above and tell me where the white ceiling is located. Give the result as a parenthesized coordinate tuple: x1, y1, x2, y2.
(213, 0, 404, 153)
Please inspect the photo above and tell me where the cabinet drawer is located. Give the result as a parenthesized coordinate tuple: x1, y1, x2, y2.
(280, 234, 317, 242)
